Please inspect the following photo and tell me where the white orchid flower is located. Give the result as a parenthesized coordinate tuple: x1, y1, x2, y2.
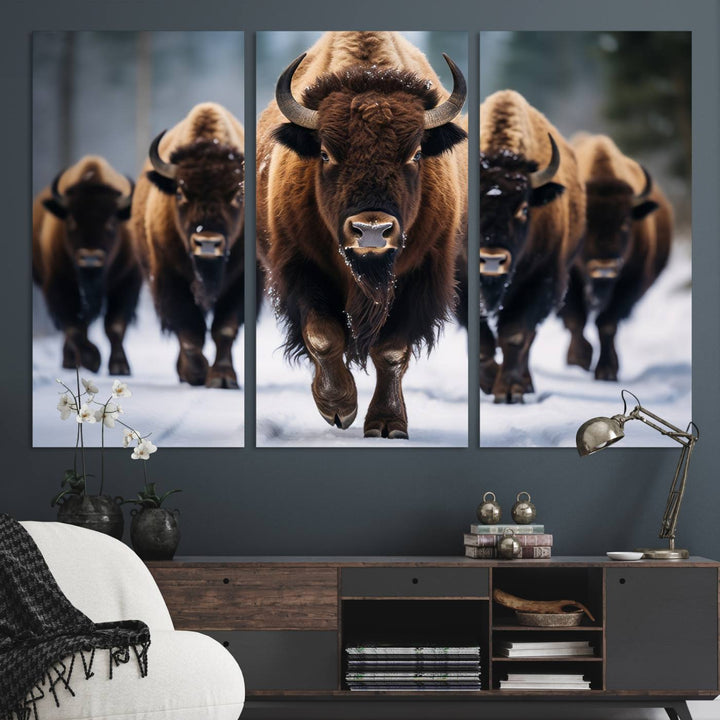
(95, 402, 119, 428)
(57, 394, 74, 421)
(138, 438, 158, 455)
(122, 429, 136, 448)
(76, 404, 97, 424)
(111, 380, 132, 398)
(131, 444, 151, 460)
(81, 378, 99, 395)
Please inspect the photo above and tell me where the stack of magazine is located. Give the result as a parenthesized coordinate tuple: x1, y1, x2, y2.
(496, 639, 595, 658)
(499, 672, 592, 690)
(344, 645, 482, 691)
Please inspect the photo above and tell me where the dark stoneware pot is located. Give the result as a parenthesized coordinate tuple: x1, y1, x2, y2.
(130, 507, 180, 560)
(56, 494, 125, 540)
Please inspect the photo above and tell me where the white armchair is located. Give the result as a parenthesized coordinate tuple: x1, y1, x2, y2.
(20, 521, 245, 720)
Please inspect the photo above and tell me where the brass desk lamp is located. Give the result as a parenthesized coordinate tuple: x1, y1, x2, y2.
(576, 390, 699, 560)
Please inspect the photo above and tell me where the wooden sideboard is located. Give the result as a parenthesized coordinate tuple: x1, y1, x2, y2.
(146, 556, 720, 720)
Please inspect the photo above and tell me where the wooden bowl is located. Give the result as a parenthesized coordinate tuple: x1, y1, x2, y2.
(515, 610, 585, 627)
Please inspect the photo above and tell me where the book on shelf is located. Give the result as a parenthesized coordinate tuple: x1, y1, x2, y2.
(499, 672, 591, 690)
(497, 640, 593, 651)
(348, 685, 483, 691)
(345, 646, 480, 656)
(499, 680, 591, 690)
(463, 533, 553, 547)
(348, 660, 481, 668)
(497, 646, 595, 658)
(469, 523, 545, 535)
(505, 673, 587, 683)
(465, 545, 551, 559)
(495, 640, 592, 650)
(346, 672, 481, 680)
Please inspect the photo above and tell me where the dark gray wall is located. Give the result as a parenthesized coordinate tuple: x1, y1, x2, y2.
(5, 0, 719, 559)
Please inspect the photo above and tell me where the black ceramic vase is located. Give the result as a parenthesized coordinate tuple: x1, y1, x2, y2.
(56, 494, 125, 540)
(130, 507, 180, 560)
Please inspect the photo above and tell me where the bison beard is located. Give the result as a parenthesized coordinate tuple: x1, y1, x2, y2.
(342, 247, 398, 366)
(76, 267, 105, 322)
(190, 256, 227, 313)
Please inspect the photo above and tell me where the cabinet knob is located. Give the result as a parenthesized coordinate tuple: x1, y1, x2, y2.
(223, 641, 230, 648)
(619, 578, 626, 585)
(412, 577, 419, 584)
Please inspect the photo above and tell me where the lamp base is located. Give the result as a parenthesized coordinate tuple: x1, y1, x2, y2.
(635, 547, 690, 560)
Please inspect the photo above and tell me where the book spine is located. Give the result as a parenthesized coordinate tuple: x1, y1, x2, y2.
(469, 524, 544, 534)
(463, 534, 553, 547)
(465, 545, 552, 559)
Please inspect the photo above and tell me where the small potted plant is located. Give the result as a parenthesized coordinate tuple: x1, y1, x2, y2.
(51, 371, 130, 538)
(124, 432, 181, 560)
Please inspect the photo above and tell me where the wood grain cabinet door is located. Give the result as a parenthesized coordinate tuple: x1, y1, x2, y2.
(606, 568, 718, 691)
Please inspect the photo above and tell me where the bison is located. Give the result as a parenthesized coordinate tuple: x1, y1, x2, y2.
(560, 133, 672, 381)
(131, 102, 253, 389)
(478, 90, 585, 403)
(32, 155, 140, 374)
(256, 32, 467, 439)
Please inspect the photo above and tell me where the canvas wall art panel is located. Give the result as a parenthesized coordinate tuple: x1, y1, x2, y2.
(255, 31, 469, 447)
(32, 31, 247, 447)
(478, 31, 691, 447)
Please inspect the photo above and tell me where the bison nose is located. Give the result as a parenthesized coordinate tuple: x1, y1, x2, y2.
(587, 258, 623, 279)
(190, 231, 227, 258)
(75, 248, 107, 268)
(480, 247, 513, 276)
(343, 212, 402, 253)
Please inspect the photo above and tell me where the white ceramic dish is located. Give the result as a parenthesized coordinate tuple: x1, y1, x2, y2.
(606, 551, 644, 561)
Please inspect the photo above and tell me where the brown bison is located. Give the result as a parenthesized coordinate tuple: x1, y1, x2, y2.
(131, 102, 252, 389)
(33, 156, 140, 374)
(256, 32, 467, 439)
(479, 90, 585, 403)
(560, 133, 672, 381)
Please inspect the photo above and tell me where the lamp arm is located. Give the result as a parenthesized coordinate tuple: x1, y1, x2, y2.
(658, 437, 696, 543)
(628, 406, 698, 545)
(631, 405, 696, 447)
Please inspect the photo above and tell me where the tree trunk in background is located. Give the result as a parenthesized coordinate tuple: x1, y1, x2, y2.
(136, 32, 152, 177)
(58, 32, 74, 169)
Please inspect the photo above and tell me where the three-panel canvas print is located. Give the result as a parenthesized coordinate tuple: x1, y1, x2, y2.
(32, 30, 691, 449)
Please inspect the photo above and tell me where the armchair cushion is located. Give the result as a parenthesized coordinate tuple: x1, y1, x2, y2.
(16, 521, 244, 720)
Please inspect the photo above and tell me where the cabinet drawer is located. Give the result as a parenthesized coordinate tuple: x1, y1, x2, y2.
(341, 567, 488, 598)
(205, 630, 338, 692)
(150, 566, 338, 630)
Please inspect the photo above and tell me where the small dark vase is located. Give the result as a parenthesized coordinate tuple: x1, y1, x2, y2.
(56, 494, 124, 540)
(130, 507, 180, 560)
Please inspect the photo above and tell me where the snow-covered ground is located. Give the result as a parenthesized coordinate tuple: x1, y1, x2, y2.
(480, 239, 692, 447)
(32, 288, 245, 447)
(256, 310, 469, 447)
(33, 239, 690, 450)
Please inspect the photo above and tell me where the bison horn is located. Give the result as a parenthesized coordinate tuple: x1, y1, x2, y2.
(50, 171, 68, 208)
(276, 53, 319, 130)
(633, 165, 653, 205)
(149, 130, 178, 179)
(529, 133, 561, 188)
(424, 54, 467, 129)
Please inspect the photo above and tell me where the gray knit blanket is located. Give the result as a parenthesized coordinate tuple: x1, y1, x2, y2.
(0, 514, 150, 720)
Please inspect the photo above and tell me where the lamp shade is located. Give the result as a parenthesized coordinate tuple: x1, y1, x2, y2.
(576, 415, 626, 456)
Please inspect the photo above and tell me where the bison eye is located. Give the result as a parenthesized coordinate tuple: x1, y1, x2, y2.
(320, 150, 330, 163)
(411, 150, 422, 163)
(515, 203, 529, 222)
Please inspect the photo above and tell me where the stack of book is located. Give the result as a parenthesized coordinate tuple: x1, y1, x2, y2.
(344, 645, 482, 691)
(499, 672, 592, 690)
(496, 639, 596, 658)
(464, 523, 552, 559)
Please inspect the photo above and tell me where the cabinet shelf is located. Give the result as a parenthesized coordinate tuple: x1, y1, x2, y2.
(493, 624, 603, 632)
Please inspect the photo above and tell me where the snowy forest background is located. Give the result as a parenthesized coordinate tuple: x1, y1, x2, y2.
(479, 32, 692, 447)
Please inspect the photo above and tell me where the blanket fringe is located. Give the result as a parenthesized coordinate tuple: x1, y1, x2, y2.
(0, 642, 150, 720)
